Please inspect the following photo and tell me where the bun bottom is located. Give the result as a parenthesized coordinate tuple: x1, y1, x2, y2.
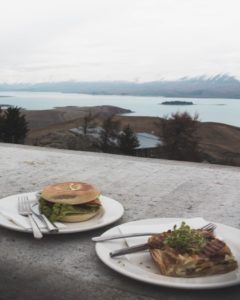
(61, 207, 102, 223)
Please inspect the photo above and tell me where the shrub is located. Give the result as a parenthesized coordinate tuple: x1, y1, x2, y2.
(159, 112, 202, 162)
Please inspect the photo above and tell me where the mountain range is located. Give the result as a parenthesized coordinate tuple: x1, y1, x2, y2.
(1, 74, 240, 99)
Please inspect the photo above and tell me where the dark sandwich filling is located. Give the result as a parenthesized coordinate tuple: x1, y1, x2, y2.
(39, 197, 101, 222)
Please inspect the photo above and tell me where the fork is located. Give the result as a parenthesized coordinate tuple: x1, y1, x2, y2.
(18, 196, 43, 239)
(109, 223, 216, 258)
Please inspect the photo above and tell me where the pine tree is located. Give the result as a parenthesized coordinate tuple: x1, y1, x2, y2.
(82, 110, 99, 135)
(0, 108, 4, 141)
(100, 115, 120, 152)
(1, 107, 28, 144)
(118, 124, 139, 155)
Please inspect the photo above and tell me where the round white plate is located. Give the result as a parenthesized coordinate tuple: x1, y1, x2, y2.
(0, 192, 124, 234)
(95, 218, 240, 289)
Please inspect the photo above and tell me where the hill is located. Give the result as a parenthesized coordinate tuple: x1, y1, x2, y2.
(1, 74, 240, 98)
(23, 106, 240, 167)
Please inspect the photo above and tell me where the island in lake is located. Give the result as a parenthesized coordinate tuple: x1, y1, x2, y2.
(161, 100, 194, 105)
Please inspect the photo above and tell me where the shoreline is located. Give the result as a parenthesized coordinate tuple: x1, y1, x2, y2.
(22, 104, 240, 129)
(0, 91, 240, 127)
(0, 92, 240, 127)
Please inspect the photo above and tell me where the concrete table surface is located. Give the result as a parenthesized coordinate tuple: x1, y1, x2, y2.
(0, 143, 240, 300)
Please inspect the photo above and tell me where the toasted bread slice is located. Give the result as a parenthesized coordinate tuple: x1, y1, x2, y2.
(148, 233, 238, 277)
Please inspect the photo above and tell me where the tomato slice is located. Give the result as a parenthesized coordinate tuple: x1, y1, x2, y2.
(88, 198, 101, 206)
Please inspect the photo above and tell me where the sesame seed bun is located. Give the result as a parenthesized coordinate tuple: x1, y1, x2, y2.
(41, 181, 100, 205)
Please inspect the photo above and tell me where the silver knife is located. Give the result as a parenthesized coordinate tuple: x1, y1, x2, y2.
(92, 232, 157, 242)
(31, 203, 59, 233)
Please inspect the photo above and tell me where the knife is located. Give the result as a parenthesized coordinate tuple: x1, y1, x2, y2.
(110, 243, 149, 257)
(31, 203, 59, 232)
(92, 232, 157, 242)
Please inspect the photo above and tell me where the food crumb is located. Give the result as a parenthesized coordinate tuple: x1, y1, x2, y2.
(146, 266, 151, 269)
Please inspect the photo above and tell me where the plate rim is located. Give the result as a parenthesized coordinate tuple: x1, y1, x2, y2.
(0, 191, 124, 234)
(95, 217, 240, 289)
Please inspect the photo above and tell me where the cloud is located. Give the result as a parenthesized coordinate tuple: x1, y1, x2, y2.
(0, 0, 240, 82)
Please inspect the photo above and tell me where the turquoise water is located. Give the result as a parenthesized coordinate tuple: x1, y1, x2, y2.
(0, 91, 239, 127)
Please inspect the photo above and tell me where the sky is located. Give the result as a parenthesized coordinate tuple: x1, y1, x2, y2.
(0, 0, 240, 83)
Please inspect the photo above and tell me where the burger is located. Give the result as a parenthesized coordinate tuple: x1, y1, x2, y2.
(39, 182, 102, 222)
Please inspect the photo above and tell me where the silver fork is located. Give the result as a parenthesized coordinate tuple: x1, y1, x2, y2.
(18, 196, 43, 239)
(109, 223, 216, 258)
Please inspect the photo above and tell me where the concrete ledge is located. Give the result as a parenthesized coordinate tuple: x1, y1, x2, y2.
(0, 143, 240, 300)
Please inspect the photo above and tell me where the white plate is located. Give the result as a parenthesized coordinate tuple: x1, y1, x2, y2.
(0, 192, 124, 234)
(95, 218, 240, 289)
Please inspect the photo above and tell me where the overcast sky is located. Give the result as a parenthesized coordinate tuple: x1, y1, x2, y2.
(0, 0, 240, 83)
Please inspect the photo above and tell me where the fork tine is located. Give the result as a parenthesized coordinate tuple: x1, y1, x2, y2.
(207, 223, 216, 231)
(23, 196, 27, 211)
(17, 197, 20, 211)
(20, 196, 34, 216)
(18, 196, 23, 212)
(201, 223, 216, 232)
(22, 197, 26, 212)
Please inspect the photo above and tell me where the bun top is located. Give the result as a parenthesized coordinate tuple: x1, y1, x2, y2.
(41, 182, 100, 205)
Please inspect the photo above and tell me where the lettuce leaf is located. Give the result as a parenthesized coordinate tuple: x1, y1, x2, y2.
(39, 198, 100, 222)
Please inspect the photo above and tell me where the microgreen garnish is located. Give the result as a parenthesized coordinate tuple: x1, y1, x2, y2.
(163, 222, 207, 253)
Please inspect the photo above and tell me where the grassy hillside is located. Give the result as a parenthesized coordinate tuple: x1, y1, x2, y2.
(24, 106, 240, 167)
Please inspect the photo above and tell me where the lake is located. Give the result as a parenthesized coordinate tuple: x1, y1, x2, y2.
(0, 91, 239, 127)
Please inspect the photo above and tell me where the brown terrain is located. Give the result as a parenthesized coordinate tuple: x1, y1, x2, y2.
(24, 105, 240, 167)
